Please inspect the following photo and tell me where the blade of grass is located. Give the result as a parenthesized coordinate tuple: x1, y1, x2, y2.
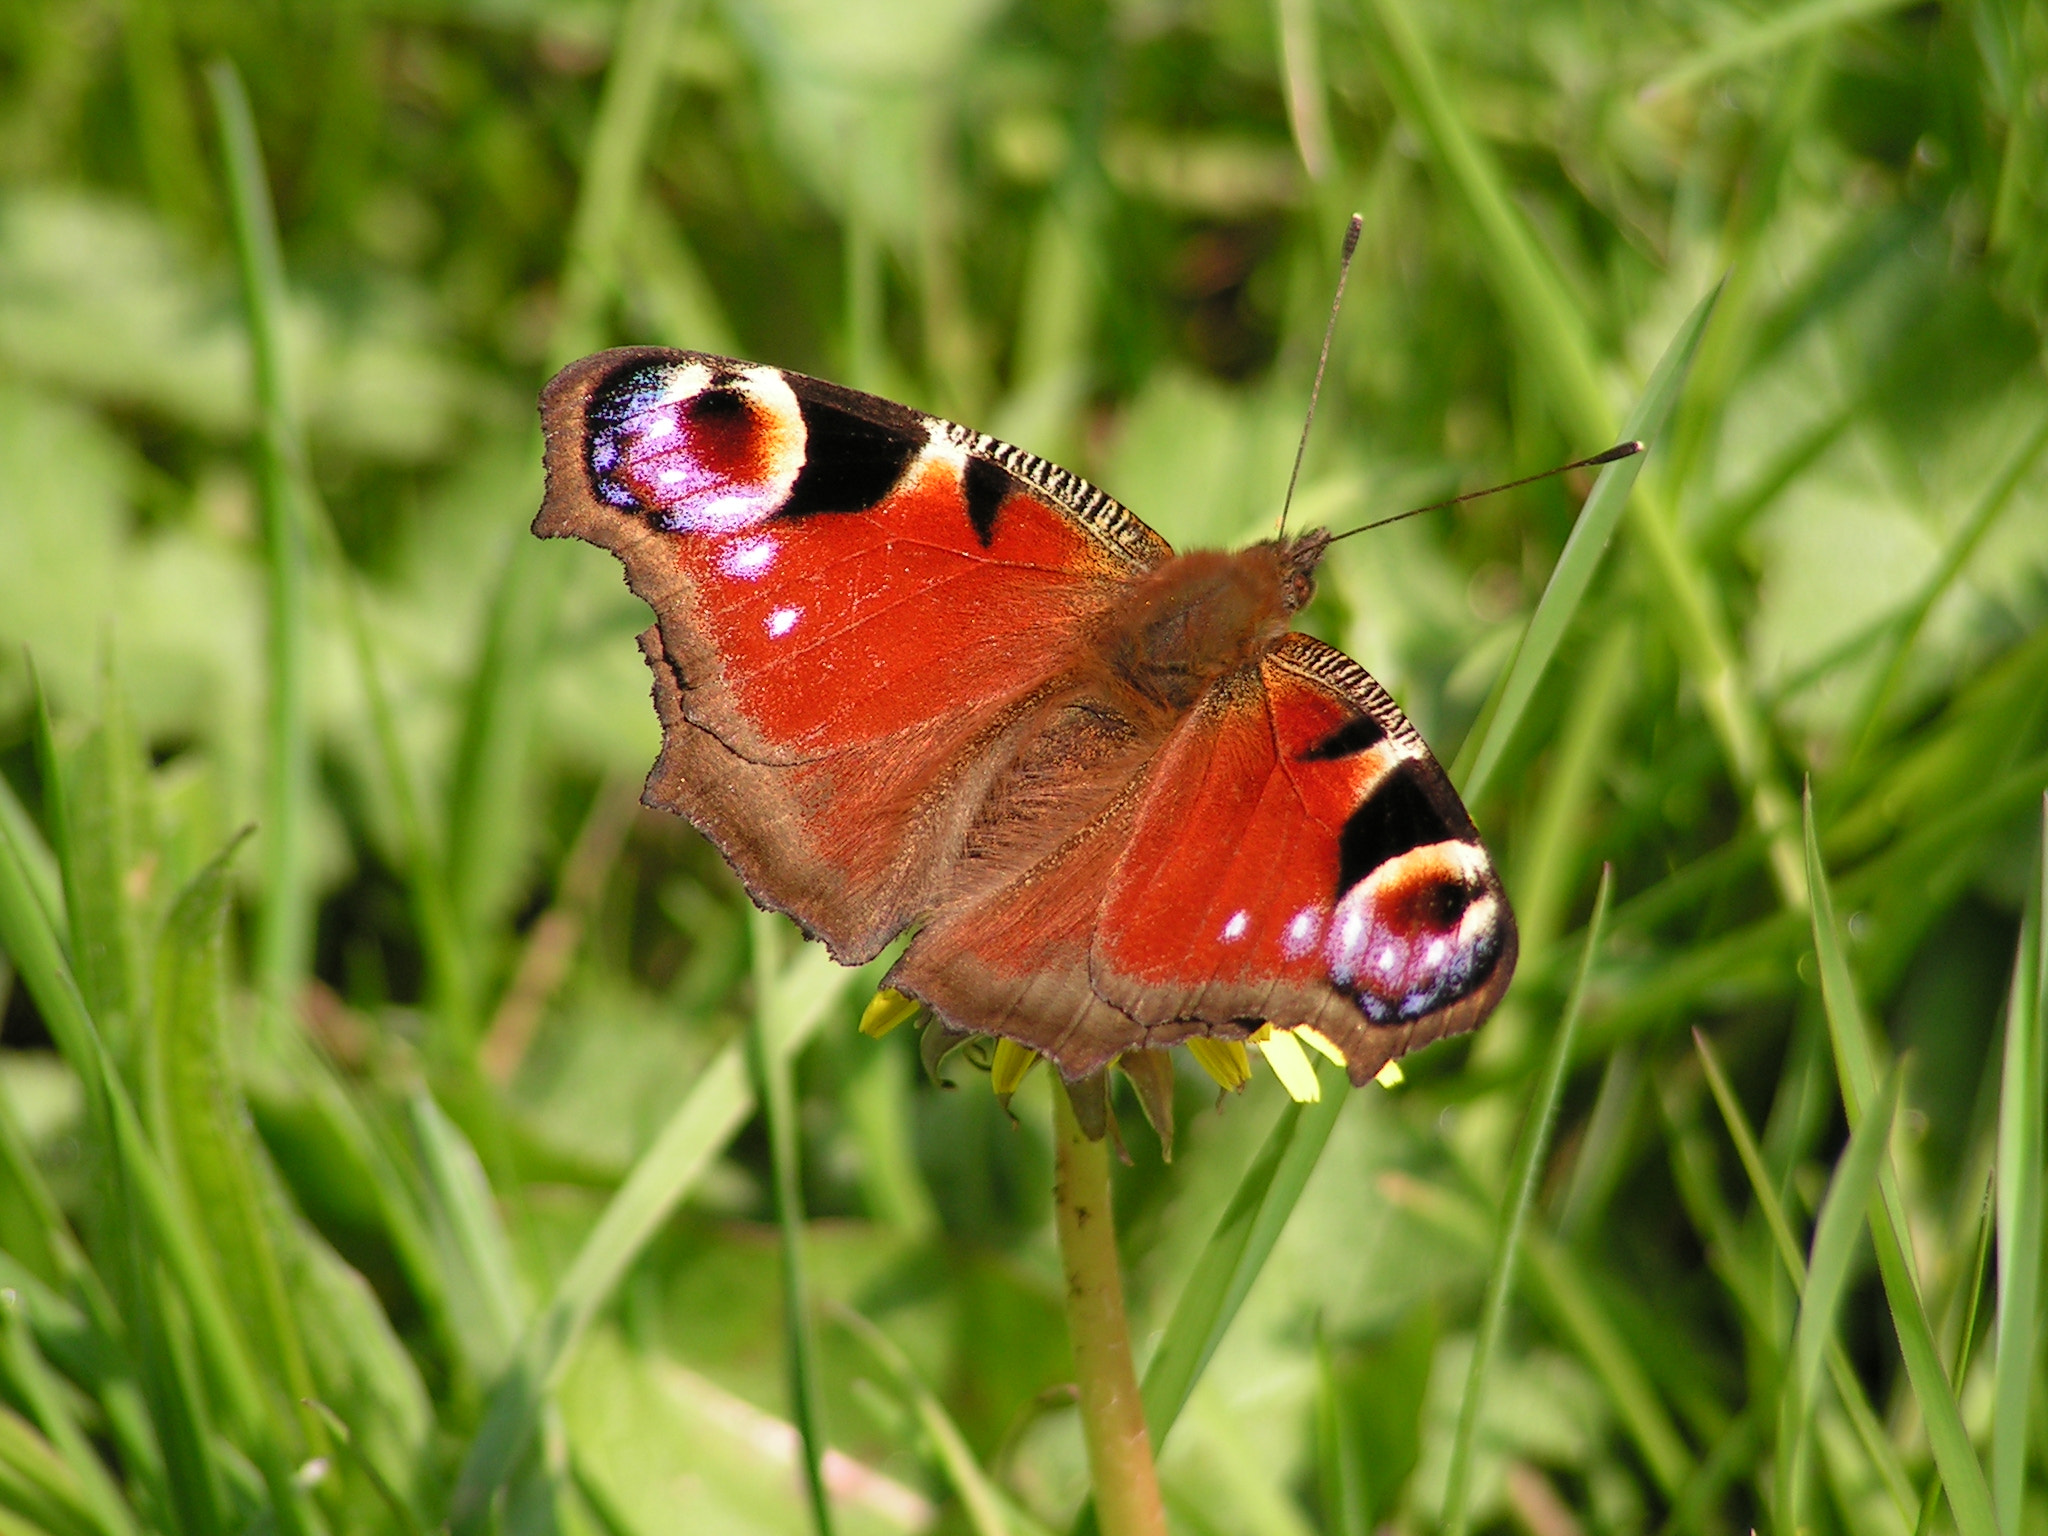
(146, 839, 323, 1458)
(1137, 1058, 1346, 1446)
(1804, 787, 1998, 1536)
(749, 912, 834, 1536)
(832, 1302, 1049, 1536)
(1778, 1063, 1901, 1536)
(443, 0, 690, 1007)
(304, 1399, 431, 1536)
(1455, 290, 1716, 807)
(0, 761, 63, 955)
(1312, 1329, 1367, 1536)
(0, 1403, 111, 1536)
(451, 939, 855, 1530)
(1992, 797, 2044, 1533)
(1372, 0, 1807, 908)
(1442, 866, 1611, 1536)
(1695, 1029, 1917, 1519)
(1693, 1030, 1807, 1287)
(1380, 1173, 1694, 1494)
(1642, 0, 1924, 100)
(408, 1090, 525, 1381)
(1919, 1175, 1999, 1536)
(1124, 223, 1725, 1510)
(49, 660, 150, 1047)
(207, 62, 313, 1029)
(0, 770, 311, 1535)
(1850, 406, 2048, 757)
(0, 1293, 136, 1536)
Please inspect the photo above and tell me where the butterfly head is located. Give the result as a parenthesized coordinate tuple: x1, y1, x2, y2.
(1277, 528, 1334, 614)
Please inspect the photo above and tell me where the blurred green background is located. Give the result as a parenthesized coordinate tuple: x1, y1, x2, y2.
(0, 1, 2046, 1533)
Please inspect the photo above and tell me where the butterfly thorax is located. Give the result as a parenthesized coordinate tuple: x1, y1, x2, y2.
(1098, 544, 1306, 712)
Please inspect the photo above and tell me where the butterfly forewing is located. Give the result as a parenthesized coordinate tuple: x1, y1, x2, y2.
(538, 347, 1167, 961)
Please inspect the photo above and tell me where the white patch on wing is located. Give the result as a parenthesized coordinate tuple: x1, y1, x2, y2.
(718, 534, 778, 580)
(1220, 910, 1249, 943)
(766, 606, 801, 638)
(918, 421, 970, 479)
(1322, 839, 1504, 1021)
(653, 360, 715, 405)
(1282, 906, 1323, 959)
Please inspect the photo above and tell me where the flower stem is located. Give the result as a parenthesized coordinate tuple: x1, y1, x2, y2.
(1052, 1076, 1166, 1536)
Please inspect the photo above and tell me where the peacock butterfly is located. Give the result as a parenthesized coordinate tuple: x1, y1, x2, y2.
(535, 347, 1516, 1088)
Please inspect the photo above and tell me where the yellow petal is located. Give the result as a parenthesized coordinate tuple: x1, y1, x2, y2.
(859, 987, 921, 1039)
(1294, 1025, 1347, 1067)
(1257, 1030, 1321, 1102)
(990, 1037, 1040, 1098)
(1374, 1059, 1405, 1089)
(1186, 1037, 1251, 1093)
(1247, 1022, 1274, 1043)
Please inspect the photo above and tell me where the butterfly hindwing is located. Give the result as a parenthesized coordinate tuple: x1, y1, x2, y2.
(881, 637, 1514, 1085)
(1088, 633, 1515, 1084)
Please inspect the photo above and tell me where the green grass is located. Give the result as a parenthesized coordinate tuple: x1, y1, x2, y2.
(1, 2, 2046, 1533)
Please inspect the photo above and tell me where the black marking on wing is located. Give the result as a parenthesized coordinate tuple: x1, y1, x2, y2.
(781, 393, 923, 517)
(1335, 764, 1455, 894)
(963, 457, 1012, 548)
(1300, 715, 1388, 761)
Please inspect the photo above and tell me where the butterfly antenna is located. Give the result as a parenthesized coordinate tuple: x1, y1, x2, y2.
(1325, 440, 1645, 545)
(1277, 212, 1365, 539)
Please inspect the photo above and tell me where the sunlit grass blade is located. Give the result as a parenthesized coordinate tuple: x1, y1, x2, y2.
(408, 1090, 525, 1382)
(1379, 1173, 1693, 1495)
(207, 61, 313, 1029)
(0, 1401, 115, 1536)
(1778, 1063, 1900, 1536)
(451, 940, 855, 1530)
(749, 912, 834, 1536)
(48, 660, 150, 1044)
(1367, 0, 1604, 423)
(1803, 787, 1997, 1536)
(1312, 1329, 1368, 1536)
(1441, 867, 1611, 1536)
(553, 0, 694, 368)
(1455, 288, 1716, 806)
(1992, 797, 2044, 1533)
(1138, 1058, 1346, 1445)
(0, 765, 65, 975)
(1371, 0, 1807, 908)
(147, 839, 322, 1455)
(1850, 407, 2048, 755)
(1694, 1029, 1917, 1519)
(1642, 0, 1924, 100)
(832, 1302, 1049, 1536)
(305, 1398, 431, 1536)
(443, 0, 690, 1008)
(0, 775, 311, 1534)
(0, 1293, 136, 1536)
